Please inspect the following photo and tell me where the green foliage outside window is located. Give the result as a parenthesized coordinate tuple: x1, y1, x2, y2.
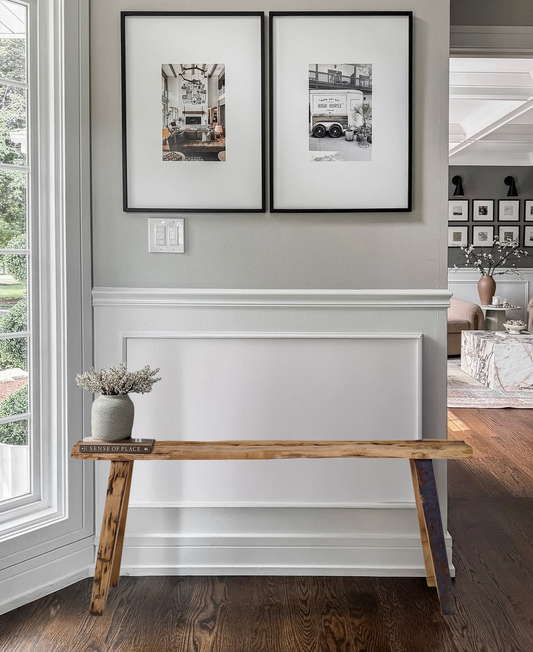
(0, 386, 28, 445)
(0, 37, 29, 445)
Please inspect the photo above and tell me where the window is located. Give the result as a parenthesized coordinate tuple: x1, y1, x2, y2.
(0, 0, 30, 505)
(0, 0, 91, 592)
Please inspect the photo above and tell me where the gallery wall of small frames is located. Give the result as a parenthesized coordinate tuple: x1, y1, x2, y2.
(448, 198, 533, 249)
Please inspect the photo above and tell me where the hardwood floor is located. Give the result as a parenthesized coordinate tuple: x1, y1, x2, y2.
(1, 408, 532, 651)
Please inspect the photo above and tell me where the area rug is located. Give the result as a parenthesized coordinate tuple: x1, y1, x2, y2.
(448, 358, 533, 409)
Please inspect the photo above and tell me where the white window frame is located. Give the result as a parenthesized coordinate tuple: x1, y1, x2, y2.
(0, 0, 92, 562)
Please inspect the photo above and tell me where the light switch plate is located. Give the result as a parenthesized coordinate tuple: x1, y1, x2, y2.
(148, 218, 185, 253)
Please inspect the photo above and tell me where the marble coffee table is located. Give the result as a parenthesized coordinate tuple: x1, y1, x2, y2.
(461, 330, 533, 391)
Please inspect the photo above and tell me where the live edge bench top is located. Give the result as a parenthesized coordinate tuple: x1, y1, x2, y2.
(71, 439, 473, 461)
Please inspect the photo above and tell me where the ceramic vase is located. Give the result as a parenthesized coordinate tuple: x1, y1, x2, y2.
(477, 275, 496, 306)
(91, 394, 134, 441)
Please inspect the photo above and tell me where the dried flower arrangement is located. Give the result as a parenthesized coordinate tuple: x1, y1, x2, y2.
(76, 363, 161, 396)
(454, 237, 528, 278)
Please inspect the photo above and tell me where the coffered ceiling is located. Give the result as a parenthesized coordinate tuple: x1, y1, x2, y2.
(449, 58, 533, 165)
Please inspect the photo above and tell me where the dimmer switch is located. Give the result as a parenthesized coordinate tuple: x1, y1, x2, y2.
(148, 218, 185, 253)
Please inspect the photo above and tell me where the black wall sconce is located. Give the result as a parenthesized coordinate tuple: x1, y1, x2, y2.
(451, 175, 465, 196)
(504, 176, 519, 197)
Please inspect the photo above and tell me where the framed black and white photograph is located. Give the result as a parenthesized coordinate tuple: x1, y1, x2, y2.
(524, 226, 533, 246)
(448, 199, 469, 222)
(498, 199, 520, 222)
(499, 225, 520, 243)
(448, 226, 468, 247)
(473, 225, 494, 247)
(121, 12, 265, 212)
(472, 199, 494, 221)
(524, 200, 533, 222)
(270, 12, 412, 212)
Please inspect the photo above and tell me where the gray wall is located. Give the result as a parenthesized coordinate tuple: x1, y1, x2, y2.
(451, 0, 533, 26)
(91, 0, 450, 290)
(448, 166, 533, 268)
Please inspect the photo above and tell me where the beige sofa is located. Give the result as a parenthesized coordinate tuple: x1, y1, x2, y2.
(447, 298, 485, 356)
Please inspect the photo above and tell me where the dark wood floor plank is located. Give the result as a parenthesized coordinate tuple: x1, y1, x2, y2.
(2, 408, 533, 650)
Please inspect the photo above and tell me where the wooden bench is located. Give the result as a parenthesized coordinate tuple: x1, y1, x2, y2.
(72, 439, 473, 617)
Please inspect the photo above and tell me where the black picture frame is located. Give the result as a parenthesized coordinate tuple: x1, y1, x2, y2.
(471, 199, 494, 222)
(448, 225, 469, 248)
(523, 224, 533, 247)
(121, 11, 267, 213)
(497, 199, 520, 222)
(269, 11, 413, 213)
(448, 199, 469, 222)
(472, 225, 494, 247)
(524, 199, 533, 222)
(499, 224, 520, 244)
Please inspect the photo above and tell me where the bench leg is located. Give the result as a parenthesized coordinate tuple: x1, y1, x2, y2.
(410, 459, 455, 616)
(90, 461, 132, 616)
(110, 460, 134, 587)
(410, 459, 436, 588)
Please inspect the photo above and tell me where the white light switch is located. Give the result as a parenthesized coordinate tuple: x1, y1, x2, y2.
(148, 218, 185, 253)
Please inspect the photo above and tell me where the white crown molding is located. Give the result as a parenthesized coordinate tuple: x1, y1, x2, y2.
(450, 25, 533, 57)
(93, 287, 452, 308)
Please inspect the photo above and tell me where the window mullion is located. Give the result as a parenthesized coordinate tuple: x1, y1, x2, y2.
(0, 332, 30, 339)
(0, 412, 29, 425)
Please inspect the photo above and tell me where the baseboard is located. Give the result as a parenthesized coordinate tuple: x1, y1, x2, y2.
(91, 533, 455, 578)
(0, 538, 94, 615)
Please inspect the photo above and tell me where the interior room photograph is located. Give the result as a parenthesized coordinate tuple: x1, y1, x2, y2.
(0, 1, 532, 650)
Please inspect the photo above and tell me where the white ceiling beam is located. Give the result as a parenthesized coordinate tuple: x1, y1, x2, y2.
(450, 86, 533, 101)
(450, 142, 533, 166)
(450, 71, 533, 85)
(449, 122, 466, 143)
(449, 100, 533, 157)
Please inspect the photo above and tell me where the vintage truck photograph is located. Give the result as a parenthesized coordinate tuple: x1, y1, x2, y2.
(309, 64, 373, 162)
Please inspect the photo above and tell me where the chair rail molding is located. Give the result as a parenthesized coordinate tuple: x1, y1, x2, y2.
(92, 287, 452, 308)
(92, 286, 449, 576)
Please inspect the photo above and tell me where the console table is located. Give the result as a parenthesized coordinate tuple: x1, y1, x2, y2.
(72, 439, 473, 617)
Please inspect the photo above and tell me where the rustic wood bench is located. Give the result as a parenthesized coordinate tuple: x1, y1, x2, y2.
(71, 439, 473, 617)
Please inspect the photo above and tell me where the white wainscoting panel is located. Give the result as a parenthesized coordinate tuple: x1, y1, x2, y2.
(125, 333, 421, 506)
(93, 287, 450, 576)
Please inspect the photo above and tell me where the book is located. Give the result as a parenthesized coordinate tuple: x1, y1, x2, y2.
(79, 438, 155, 454)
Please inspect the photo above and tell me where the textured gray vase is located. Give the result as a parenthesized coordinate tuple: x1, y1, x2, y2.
(91, 394, 134, 441)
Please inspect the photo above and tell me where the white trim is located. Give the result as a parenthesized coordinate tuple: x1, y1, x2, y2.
(128, 501, 416, 510)
(0, 162, 29, 171)
(93, 287, 452, 308)
(0, 331, 29, 339)
(0, 538, 92, 616)
(0, 77, 29, 89)
(450, 25, 533, 57)
(90, 531, 454, 578)
(106, 532, 444, 547)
